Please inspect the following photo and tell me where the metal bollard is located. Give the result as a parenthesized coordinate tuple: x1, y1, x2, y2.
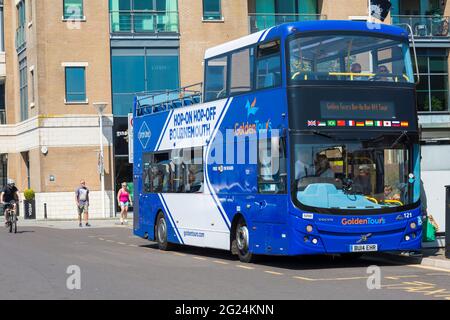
(44, 203, 47, 220)
(446, 186, 450, 259)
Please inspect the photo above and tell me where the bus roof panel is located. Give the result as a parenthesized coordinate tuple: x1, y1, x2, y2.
(204, 21, 408, 60)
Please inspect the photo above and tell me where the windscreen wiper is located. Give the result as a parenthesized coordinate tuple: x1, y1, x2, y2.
(390, 130, 409, 148)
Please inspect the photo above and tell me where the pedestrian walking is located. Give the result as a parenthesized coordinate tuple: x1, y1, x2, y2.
(75, 180, 90, 227)
(117, 182, 132, 225)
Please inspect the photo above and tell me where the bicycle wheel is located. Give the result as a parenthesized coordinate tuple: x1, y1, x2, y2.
(9, 215, 12, 233)
(13, 213, 17, 234)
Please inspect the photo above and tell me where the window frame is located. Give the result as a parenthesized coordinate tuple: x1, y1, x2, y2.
(202, 0, 222, 21)
(63, 0, 85, 20)
(255, 39, 282, 90)
(415, 52, 449, 114)
(64, 66, 87, 104)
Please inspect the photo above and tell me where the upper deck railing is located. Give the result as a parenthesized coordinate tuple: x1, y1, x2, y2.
(392, 15, 450, 38)
(248, 13, 327, 34)
(135, 83, 203, 117)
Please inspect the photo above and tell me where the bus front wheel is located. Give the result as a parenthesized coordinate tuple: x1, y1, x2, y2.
(156, 212, 173, 251)
(236, 218, 254, 263)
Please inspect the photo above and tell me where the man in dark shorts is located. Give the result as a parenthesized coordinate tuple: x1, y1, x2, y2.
(1, 179, 19, 227)
(75, 180, 90, 227)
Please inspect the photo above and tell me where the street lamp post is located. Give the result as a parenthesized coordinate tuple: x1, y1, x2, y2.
(93, 102, 108, 219)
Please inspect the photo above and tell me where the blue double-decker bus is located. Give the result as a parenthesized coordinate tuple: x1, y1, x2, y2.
(133, 20, 422, 262)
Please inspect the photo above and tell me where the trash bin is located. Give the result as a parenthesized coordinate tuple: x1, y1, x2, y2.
(446, 185, 450, 259)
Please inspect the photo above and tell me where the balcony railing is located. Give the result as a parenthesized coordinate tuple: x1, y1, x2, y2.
(249, 13, 327, 34)
(15, 25, 26, 52)
(392, 15, 450, 38)
(110, 11, 179, 34)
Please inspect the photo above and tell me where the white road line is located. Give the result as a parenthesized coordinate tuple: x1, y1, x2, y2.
(407, 264, 450, 273)
(236, 265, 255, 270)
(213, 260, 229, 265)
(264, 271, 284, 276)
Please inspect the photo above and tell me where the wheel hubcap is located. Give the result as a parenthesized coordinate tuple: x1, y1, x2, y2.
(236, 225, 249, 251)
(158, 218, 166, 243)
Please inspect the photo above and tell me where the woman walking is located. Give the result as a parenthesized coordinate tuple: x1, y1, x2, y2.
(117, 182, 132, 225)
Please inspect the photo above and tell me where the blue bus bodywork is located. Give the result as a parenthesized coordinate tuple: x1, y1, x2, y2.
(133, 21, 422, 258)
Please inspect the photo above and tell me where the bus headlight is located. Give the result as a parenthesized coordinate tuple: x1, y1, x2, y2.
(404, 235, 411, 241)
(410, 222, 417, 230)
(312, 238, 318, 245)
(306, 225, 313, 233)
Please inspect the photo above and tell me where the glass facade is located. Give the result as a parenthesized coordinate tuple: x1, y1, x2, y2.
(249, 0, 320, 33)
(111, 48, 179, 115)
(109, 0, 178, 33)
(65, 67, 86, 103)
(415, 49, 449, 112)
(63, 0, 84, 19)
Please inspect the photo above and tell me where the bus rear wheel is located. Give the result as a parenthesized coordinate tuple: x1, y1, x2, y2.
(156, 212, 173, 251)
(236, 218, 255, 263)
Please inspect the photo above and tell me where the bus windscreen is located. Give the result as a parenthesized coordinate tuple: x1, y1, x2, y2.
(288, 33, 414, 83)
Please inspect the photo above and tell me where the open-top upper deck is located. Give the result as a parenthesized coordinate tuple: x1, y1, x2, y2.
(134, 21, 411, 117)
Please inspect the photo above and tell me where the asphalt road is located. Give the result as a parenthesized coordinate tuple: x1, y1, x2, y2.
(0, 224, 449, 300)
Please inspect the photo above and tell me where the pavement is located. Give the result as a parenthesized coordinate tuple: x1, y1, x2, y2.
(0, 217, 449, 300)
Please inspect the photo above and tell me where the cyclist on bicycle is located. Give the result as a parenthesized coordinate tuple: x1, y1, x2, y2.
(1, 179, 19, 227)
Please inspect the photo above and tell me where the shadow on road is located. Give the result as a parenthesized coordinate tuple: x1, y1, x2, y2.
(138, 241, 407, 271)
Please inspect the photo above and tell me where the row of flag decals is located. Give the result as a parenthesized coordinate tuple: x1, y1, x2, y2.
(307, 120, 409, 128)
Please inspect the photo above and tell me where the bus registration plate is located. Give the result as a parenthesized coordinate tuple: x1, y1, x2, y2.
(350, 244, 378, 252)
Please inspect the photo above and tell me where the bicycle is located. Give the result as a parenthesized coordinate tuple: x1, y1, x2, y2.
(4, 201, 18, 234)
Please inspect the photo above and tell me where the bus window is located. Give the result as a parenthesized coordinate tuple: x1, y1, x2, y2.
(205, 55, 228, 102)
(152, 152, 170, 193)
(184, 147, 204, 193)
(256, 40, 281, 89)
(171, 149, 185, 193)
(288, 34, 414, 83)
(258, 136, 287, 194)
(230, 47, 254, 95)
(143, 154, 152, 193)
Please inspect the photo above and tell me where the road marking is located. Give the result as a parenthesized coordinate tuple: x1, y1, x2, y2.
(213, 260, 229, 265)
(117, 242, 127, 245)
(264, 271, 284, 276)
(128, 244, 139, 248)
(293, 276, 316, 281)
(193, 257, 207, 261)
(172, 252, 187, 257)
(98, 238, 105, 241)
(407, 264, 450, 273)
(236, 265, 255, 270)
(385, 275, 419, 280)
(106, 240, 115, 243)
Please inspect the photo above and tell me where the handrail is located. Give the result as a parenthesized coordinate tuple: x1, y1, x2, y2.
(135, 83, 203, 117)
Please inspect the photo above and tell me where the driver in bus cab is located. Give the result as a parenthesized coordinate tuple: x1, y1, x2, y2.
(314, 155, 334, 178)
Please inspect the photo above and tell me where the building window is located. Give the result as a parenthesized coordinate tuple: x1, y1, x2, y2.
(19, 58, 28, 121)
(415, 49, 449, 112)
(65, 67, 87, 103)
(109, 0, 179, 33)
(203, 0, 221, 20)
(63, 0, 84, 20)
(30, 67, 35, 104)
